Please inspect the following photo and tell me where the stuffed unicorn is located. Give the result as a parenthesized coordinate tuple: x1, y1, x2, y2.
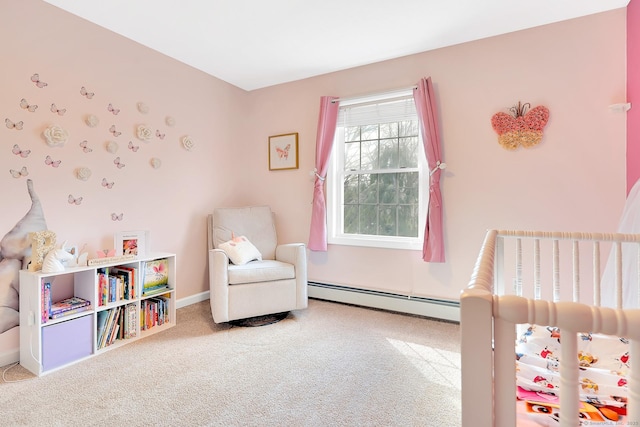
(42, 242, 75, 273)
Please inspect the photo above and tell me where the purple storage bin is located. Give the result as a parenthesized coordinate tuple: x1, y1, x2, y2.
(42, 315, 93, 371)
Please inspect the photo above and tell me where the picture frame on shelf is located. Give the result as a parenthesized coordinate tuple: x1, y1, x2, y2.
(114, 230, 148, 257)
(268, 132, 299, 170)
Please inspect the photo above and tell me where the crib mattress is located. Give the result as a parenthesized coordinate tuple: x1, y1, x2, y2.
(515, 324, 628, 425)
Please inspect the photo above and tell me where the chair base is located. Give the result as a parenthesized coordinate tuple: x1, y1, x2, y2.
(229, 311, 289, 327)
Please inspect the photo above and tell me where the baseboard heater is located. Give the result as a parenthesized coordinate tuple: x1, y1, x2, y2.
(307, 281, 460, 323)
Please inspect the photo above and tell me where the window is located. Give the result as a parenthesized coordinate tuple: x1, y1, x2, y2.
(327, 90, 428, 250)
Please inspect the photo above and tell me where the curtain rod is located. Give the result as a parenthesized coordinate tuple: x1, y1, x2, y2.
(331, 85, 418, 104)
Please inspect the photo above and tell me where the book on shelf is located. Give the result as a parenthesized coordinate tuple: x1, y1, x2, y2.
(141, 258, 169, 292)
(41, 281, 51, 323)
(50, 296, 91, 316)
(50, 304, 92, 319)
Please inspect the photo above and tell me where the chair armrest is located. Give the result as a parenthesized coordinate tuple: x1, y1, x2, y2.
(208, 248, 230, 323)
(276, 243, 308, 309)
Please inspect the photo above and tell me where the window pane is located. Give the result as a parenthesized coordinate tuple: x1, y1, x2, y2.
(398, 172, 418, 204)
(379, 138, 398, 169)
(344, 141, 360, 171)
(379, 173, 397, 204)
(399, 120, 418, 137)
(345, 126, 360, 142)
(358, 174, 378, 204)
(399, 137, 419, 168)
(359, 205, 377, 235)
(344, 205, 358, 234)
(361, 124, 378, 141)
(344, 174, 358, 204)
(360, 140, 378, 170)
(380, 122, 398, 139)
(398, 205, 418, 237)
(378, 206, 397, 236)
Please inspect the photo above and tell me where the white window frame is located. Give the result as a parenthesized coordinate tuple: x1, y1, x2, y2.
(327, 90, 428, 251)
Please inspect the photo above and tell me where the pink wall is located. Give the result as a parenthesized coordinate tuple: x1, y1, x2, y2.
(244, 9, 628, 301)
(0, 1, 629, 360)
(628, 0, 640, 191)
(0, 0, 247, 359)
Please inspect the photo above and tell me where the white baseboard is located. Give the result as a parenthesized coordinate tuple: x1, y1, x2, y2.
(308, 282, 460, 322)
(177, 290, 209, 309)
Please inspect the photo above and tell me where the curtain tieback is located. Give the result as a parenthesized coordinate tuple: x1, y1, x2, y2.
(429, 161, 446, 176)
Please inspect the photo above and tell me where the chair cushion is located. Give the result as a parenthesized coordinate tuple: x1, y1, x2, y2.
(218, 236, 262, 265)
(228, 260, 295, 285)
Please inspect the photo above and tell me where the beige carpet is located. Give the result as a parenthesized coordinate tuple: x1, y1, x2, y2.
(1, 299, 461, 426)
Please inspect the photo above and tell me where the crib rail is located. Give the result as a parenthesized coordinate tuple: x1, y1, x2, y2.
(461, 229, 640, 427)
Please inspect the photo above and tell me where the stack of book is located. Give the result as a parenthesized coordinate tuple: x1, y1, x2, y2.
(97, 266, 136, 306)
(48, 296, 92, 320)
(96, 303, 137, 349)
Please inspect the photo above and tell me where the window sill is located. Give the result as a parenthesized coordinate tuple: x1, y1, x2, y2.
(328, 235, 422, 251)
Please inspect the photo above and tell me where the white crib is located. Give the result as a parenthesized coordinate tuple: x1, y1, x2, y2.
(461, 229, 640, 427)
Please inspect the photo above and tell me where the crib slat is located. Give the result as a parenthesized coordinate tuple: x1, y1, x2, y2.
(553, 239, 560, 302)
(572, 240, 580, 302)
(616, 241, 623, 309)
(515, 238, 522, 296)
(559, 331, 579, 427)
(593, 241, 600, 306)
(534, 239, 541, 300)
(494, 317, 517, 426)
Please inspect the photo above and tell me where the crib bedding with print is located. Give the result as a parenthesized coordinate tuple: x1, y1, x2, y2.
(461, 230, 640, 427)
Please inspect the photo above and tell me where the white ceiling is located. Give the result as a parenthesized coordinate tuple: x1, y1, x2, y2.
(43, 0, 630, 91)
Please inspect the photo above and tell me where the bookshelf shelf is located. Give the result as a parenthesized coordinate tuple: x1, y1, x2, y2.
(19, 252, 176, 376)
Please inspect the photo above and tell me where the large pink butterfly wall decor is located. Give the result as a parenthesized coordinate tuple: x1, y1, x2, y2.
(491, 101, 550, 150)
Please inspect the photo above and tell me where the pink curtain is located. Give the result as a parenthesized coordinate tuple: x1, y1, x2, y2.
(413, 77, 445, 262)
(308, 96, 339, 251)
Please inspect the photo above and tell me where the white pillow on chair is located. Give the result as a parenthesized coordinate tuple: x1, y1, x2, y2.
(219, 236, 262, 265)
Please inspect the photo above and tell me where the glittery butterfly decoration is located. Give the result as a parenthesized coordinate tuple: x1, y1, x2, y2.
(45, 155, 61, 167)
(12, 144, 30, 157)
(10, 166, 28, 178)
(80, 86, 94, 99)
(80, 140, 93, 153)
(97, 249, 116, 258)
(156, 130, 165, 140)
(50, 103, 66, 116)
(111, 213, 123, 221)
(101, 178, 114, 189)
(128, 141, 139, 152)
(114, 157, 125, 169)
(20, 98, 38, 112)
(5, 118, 23, 130)
(107, 103, 120, 115)
(491, 102, 550, 150)
(30, 73, 47, 88)
(68, 194, 83, 205)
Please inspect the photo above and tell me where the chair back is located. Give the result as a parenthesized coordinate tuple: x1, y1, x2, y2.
(208, 206, 278, 260)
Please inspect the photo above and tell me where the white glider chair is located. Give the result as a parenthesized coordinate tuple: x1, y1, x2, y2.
(207, 206, 308, 324)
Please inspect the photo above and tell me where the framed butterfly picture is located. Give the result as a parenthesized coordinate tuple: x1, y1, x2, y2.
(268, 132, 299, 170)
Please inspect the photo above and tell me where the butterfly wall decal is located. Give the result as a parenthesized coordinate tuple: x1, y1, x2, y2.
(30, 73, 47, 88)
(114, 157, 125, 169)
(80, 140, 93, 153)
(156, 130, 165, 140)
(20, 98, 38, 112)
(101, 178, 114, 189)
(12, 144, 30, 158)
(50, 103, 66, 116)
(45, 155, 61, 167)
(9, 166, 28, 178)
(491, 102, 550, 150)
(107, 103, 120, 115)
(5, 118, 23, 130)
(128, 141, 139, 152)
(80, 86, 94, 99)
(109, 125, 121, 137)
(111, 213, 123, 221)
(68, 194, 83, 205)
